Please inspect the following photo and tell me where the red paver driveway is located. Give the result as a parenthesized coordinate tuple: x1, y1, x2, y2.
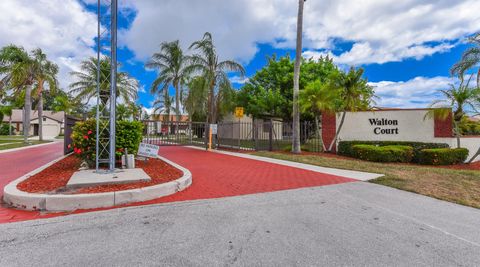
(0, 145, 355, 224)
(0, 142, 64, 223)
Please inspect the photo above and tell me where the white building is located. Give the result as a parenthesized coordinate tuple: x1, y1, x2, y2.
(2, 109, 65, 139)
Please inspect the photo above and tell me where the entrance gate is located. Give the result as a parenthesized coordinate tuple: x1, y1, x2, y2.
(142, 121, 208, 147)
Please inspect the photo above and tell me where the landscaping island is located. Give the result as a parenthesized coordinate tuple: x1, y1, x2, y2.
(3, 155, 192, 211)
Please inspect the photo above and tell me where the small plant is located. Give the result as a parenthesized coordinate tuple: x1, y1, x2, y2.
(418, 148, 469, 165)
(71, 119, 144, 167)
(351, 144, 414, 163)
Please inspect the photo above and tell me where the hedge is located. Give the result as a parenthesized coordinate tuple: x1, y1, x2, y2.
(351, 144, 414, 163)
(0, 123, 14, 135)
(71, 119, 144, 167)
(418, 148, 469, 165)
(338, 141, 449, 163)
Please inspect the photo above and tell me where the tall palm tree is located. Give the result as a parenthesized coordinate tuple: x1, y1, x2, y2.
(292, 0, 305, 154)
(31, 48, 58, 141)
(187, 32, 245, 124)
(299, 80, 340, 151)
(69, 56, 138, 105)
(429, 75, 479, 149)
(451, 33, 480, 87)
(146, 40, 188, 125)
(326, 67, 375, 152)
(0, 45, 37, 143)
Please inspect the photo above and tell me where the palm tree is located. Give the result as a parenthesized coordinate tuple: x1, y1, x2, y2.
(299, 80, 340, 151)
(326, 67, 375, 152)
(146, 40, 188, 126)
(187, 32, 245, 124)
(451, 33, 480, 87)
(429, 75, 479, 149)
(32, 48, 58, 141)
(69, 56, 138, 105)
(292, 0, 305, 154)
(0, 45, 37, 143)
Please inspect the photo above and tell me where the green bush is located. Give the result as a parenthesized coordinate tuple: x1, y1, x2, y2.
(71, 119, 144, 167)
(351, 144, 414, 163)
(338, 141, 449, 162)
(418, 148, 469, 165)
(0, 123, 14, 135)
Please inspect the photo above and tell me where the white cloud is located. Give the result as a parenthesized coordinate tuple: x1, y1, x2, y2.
(0, 0, 97, 89)
(230, 76, 249, 85)
(369, 76, 453, 108)
(121, 0, 480, 66)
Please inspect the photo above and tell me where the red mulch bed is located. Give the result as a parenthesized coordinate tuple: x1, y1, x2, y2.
(17, 156, 183, 194)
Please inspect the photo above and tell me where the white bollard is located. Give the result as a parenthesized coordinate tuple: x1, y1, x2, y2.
(121, 154, 135, 169)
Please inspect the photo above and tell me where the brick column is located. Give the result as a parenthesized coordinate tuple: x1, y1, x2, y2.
(322, 112, 337, 152)
(434, 111, 453, 137)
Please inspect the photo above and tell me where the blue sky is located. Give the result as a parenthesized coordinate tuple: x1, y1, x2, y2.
(1, 0, 479, 112)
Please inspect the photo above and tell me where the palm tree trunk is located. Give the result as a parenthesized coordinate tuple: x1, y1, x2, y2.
(292, 0, 304, 154)
(454, 121, 461, 148)
(327, 111, 345, 152)
(24, 85, 32, 144)
(38, 92, 44, 141)
(174, 81, 180, 135)
(315, 114, 326, 152)
(468, 147, 480, 163)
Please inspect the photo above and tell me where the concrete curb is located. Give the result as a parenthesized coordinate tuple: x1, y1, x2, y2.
(3, 155, 192, 212)
(185, 146, 383, 181)
(0, 140, 60, 154)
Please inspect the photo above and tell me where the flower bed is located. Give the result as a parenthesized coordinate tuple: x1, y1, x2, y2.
(17, 155, 183, 194)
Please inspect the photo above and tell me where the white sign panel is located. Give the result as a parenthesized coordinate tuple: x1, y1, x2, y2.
(138, 143, 160, 158)
(210, 124, 218, 135)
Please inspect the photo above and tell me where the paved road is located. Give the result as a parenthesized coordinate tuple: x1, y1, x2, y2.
(0, 142, 64, 223)
(1, 182, 479, 266)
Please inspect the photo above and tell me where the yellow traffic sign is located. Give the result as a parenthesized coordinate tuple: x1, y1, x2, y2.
(235, 107, 244, 118)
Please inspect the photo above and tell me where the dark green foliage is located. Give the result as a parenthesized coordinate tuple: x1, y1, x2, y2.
(418, 148, 469, 165)
(236, 55, 339, 120)
(71, 119, 144, 167)
(0, 123, 14, 135)
(338, 141, 450, 163)
(351, 144, 414, 163)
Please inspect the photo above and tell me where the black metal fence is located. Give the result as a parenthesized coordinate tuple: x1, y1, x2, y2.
(142, 120, 324, 152)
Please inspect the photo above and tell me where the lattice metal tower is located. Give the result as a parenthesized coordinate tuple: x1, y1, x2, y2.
(95, 0, 118, 172)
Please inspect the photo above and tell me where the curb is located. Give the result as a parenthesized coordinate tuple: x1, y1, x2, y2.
(185, 146, 383, 181)
(0, 140, 60, 154)
(3, 155, 192, 212)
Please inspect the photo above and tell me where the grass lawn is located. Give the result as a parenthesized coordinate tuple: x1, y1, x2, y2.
(253, 151, 480, 209)
(0, 140, 51, 151)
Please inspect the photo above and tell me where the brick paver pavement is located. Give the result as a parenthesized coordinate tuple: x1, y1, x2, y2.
(0, 145, 355, 223)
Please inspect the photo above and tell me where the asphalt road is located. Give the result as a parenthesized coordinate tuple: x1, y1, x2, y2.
(1, 182, 479, 266)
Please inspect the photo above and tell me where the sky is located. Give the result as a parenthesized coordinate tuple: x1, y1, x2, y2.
(1, 0, 479, 113)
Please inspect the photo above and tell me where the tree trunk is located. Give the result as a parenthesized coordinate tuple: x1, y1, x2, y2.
(327, 111, 346, 152)
(174, 81, 180, 135)
(454, 122, 461, 148)
(468, 147, 480, 163)
(24, 85, 32, 144)
(38, 92, 44, 141)
(315, 114, 326, 152)
(292, 0, 304, 154)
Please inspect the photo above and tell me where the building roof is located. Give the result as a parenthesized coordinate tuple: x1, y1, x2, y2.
(2, 109, 65, 123)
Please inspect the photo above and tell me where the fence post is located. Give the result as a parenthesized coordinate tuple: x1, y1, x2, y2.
(269, 119, 273, 151)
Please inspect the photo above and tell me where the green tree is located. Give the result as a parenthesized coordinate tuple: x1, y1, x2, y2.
(69, 56, 138, 105)
(299, 79, 340, 151)
(292, 0, 305, 153)
(0, 45, 37, 143)
(326, 67, 375, 152)
(187, 32, 245, 124)
(429, 76, 479, 149)
(31, 48, 58, 141)
(146, 40, 188, 125)
(451, 33, 480, 87)
(236, 55, 338, 121)
(184, 76, 208, 122)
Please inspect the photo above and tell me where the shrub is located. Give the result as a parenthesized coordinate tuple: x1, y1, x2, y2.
(0, 123, 14, 135)
(418, 148, 469, 165)
(71, 119, 144, 167)
(351, 144, 414, 163)
(338, 141, 449, 162)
